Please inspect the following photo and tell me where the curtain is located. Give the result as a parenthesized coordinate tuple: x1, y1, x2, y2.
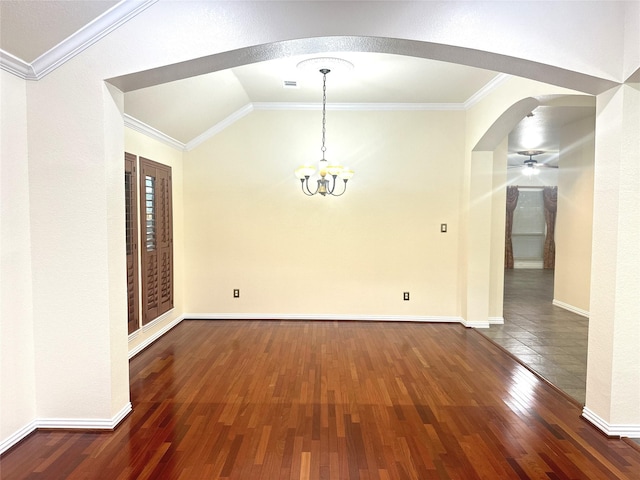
(543, 186, 558, 269)
(505, 186, 519, 269)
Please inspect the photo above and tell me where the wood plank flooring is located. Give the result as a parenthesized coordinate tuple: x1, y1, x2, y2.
(2, 320, 640, 479)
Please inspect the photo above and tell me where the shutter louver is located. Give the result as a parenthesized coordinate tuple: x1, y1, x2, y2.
(140, 157, 173, 324)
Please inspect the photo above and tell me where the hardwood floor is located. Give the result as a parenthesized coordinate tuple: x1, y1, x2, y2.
(2, 320, 640, 479)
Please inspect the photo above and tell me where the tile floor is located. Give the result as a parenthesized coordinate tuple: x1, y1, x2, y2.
(479, 270, 640, 447)
(479, 269, 589, 404)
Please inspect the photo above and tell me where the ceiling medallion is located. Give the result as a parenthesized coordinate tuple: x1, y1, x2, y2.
(296, 57, 354, 74)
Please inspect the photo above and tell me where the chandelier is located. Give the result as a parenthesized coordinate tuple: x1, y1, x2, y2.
(295, 65, 354, 196)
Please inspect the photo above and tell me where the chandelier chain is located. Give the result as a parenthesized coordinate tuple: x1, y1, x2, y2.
(321, 71, 327, 158)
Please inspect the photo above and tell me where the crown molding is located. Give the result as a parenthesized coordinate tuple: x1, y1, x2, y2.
(253, 102, 466, 111)
(253, 102, 317, 111)
(464, 73, 509, 108)
(1, 0, 157, 80)
(185, 101, 465, 151)
(124, 114, 185, 150)
(185, 104, 255, 151)
(0, 50, 37, 79)
(127, 74, 508, 150)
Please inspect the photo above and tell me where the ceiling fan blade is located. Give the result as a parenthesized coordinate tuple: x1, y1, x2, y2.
(507, 163, 558, 170)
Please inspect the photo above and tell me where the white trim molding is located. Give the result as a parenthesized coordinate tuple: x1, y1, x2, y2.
(129, 314, 185, 359)
(252, 102, 466, 112)
(514, 260, 544, 269)
(464, 73, 509, 108)
(186, 104, 254, 151)
(1, 0, 158, 80)
(552, 299, 589, 318)
(141, 308, 177, 333)
(0, 420, 38, 455)
(461, 319, 491, 329)
(488, 316, 505, 325)
(582, 407, 640, 438)
(0, 403, 132, 455)
(134, 102, 472, 153)
(184, 101, 466, 151)
(183, 313, 464, 324)
(124, 114, 186, 150)
(37, 402, 132, 430)
(125, 71, 509, 151)
(0, 50, 36, 79)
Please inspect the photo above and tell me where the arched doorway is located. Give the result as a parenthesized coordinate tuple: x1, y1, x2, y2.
(473, 95, 595, 404)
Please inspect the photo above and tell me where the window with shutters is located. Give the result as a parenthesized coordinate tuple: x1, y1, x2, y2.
(125, 153, 139, 334)
(139, 157, 173, 324)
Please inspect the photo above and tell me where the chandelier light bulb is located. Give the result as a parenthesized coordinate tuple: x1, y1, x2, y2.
(295, 165, 316, 179)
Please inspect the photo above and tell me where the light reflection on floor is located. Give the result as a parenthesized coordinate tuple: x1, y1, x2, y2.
(480, 269, 588, 404)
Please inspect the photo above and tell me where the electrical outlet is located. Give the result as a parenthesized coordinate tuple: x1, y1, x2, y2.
(441, 223, 447, 233)
(403, 292, 410, 301)
(233, 289, 240, 298)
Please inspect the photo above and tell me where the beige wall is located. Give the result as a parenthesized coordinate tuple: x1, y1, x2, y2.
(183, 109, 464, 318)
(124, 128, 185, 354)
(0, 70, 36, 445)
(25, 63, 128, 421)
(587, 84, 640, 428)
(489, 140, 508, 320)
(554, 115, 595, 314)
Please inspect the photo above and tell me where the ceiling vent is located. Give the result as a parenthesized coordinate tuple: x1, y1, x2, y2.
(283, 80, 298, 88)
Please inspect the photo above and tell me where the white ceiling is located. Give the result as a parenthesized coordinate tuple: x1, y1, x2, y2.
(124, 52, 500, 144)
(0, 0, 595, 165)
(0, 0, 119, 63)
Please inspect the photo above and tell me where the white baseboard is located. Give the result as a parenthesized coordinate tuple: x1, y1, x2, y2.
(582, 407, 640, 438)
(0, 402, 132, 455)
(553, 299, 589, 318)
(184, 313, 464, 324)
(37, 402, 132, 430)
(514, 260, 544, 269)
(489, 316, 505, 325)
(0, 420, 38, 455)
(461, 319, 491, 328)
(183, 313, 505, 329)
(128, 314, 185, 359)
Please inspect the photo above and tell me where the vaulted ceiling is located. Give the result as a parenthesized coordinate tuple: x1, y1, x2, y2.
(1, 0, 595, 167)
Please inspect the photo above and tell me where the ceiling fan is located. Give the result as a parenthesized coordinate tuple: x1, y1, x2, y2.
(510, 150, 558, 176)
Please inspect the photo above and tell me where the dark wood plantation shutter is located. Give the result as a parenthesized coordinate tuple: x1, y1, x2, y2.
(139, 157, 173, 324)
(125, 153, 139, 334)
